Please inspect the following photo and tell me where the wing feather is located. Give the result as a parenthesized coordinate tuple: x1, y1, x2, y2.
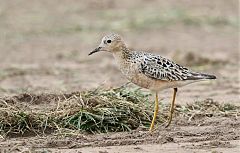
(138, 53, 193, 81)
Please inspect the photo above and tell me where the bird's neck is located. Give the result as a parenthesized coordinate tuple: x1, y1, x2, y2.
(112, 47, 133, 74)
(113, 46, 131, 61)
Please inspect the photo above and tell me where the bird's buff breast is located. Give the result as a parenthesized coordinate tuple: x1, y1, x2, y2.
(113, 53, 183, 91)
(117, 61, 169, 91)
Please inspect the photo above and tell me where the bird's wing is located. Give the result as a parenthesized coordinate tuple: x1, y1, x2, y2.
(138, 53, 196, 81)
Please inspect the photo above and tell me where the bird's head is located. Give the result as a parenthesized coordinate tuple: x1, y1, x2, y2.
(89, 33, 126, 55)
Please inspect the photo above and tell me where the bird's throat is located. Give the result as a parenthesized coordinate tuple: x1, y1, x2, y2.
(113, 47, 131, 60)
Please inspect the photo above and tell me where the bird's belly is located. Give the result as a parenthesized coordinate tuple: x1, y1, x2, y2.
(119, 63, 152, 88)
(128, 73, 155, 89)
(119, 64, 168, 90)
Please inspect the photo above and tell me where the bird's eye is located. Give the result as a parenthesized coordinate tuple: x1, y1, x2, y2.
(107, 40, 112, 43)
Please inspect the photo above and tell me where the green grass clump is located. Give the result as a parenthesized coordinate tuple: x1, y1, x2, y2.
(60, 86, 153, 133)
(0, 85, 153, 136)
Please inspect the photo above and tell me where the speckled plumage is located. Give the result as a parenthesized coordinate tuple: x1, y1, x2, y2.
(89, 33, 216, 131)
(112, 48, 216, 91)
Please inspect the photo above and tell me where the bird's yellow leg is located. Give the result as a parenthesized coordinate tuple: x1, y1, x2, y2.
(149, 92, 159, 132)
(165, 88, 178, 128)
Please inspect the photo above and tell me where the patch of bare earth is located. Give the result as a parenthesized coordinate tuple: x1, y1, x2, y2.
(1, 114, 239, 152)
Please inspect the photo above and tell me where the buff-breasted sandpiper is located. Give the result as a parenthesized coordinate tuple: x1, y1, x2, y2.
(89, 33, 216, 132)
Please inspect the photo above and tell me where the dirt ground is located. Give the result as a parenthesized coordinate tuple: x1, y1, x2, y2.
(1, 110, 240, 153)
(0, 0, 239, 152)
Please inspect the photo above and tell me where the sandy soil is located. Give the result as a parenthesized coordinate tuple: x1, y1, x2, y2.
(0, 0, 239, 152)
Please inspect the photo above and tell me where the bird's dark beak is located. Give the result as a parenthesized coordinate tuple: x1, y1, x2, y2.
(88, 47, 102, 56)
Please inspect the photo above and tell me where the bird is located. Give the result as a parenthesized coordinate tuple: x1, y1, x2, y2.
(89, 33, 216, 132)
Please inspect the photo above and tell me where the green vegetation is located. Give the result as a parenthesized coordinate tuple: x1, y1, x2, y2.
(0, 85, 154, 136)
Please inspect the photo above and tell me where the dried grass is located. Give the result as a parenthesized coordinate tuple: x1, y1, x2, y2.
(0, 85, 154, 136)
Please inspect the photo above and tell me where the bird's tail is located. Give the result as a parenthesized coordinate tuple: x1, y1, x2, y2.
(187, 72, 216, 80)
(199, 73, 216, 79)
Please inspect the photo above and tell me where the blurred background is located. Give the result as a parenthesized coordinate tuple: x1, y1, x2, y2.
(0, 0, 239, 104)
